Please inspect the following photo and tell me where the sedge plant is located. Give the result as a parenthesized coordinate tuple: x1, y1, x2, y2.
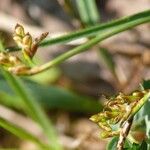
(0, 9, 149, 150)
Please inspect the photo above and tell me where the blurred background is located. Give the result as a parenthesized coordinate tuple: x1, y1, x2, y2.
(0, 0, 149, 149)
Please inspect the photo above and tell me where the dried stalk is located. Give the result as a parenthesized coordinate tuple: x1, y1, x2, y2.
(117, 118, 133, 150)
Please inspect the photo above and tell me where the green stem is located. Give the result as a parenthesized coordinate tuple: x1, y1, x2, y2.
(6, 10, 150, 51)
(2, 70, 62, 150)
(117, 92, 150, 150)
(129, 92, 150, 119)
(25, 13, 150, 75)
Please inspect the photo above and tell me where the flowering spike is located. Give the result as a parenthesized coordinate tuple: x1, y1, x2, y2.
(90, 90, 149, 138)
(22, 33, 32, 47)
(15, 24, 25, 37)
(0, 52, 22, 67)
(13, 24, 48, 60)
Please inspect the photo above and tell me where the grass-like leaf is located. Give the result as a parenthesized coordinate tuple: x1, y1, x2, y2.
(1, 70, 62, 150)
(6, 10, 150, 51)
(23, 9, 150, 75)
(76, 0, 100, 26)
(0, 77, 102, 113)
(0, 117, 49, 149)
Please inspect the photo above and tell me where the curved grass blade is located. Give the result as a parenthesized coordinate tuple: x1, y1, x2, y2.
(0, 117, 49, 150)
(6, 10, 150, 51)
(2, 70, 62, 150)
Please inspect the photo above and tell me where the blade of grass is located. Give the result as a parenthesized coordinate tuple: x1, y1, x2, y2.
(40, 9, 150, 47)
(0, 79, 102, 113)
(6, 10, 150, 51)
(76, 0, 100, 26)
(85, 0, 100, 24)
(76, 0, 89, 25)
(21, 10, 150, 75)
(0, 117, 49, 150)
(1, 69, 62, 150)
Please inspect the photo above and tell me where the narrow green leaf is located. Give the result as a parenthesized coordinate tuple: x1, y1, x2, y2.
(0, 117, 48, 149)
(86, 0, 100, 23)
(0, 77, 102, 113)
(36, 9, 150, 48)
(6, 10, 150, 51)
(76, 0, 100, 26)
(31, 10, 150, 75)
(2, 70, 62, 150)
